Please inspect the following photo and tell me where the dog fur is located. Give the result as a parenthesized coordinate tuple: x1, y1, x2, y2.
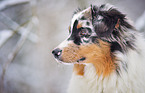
(52, 4, 145, 93)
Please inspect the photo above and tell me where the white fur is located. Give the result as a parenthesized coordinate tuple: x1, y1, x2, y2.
(54, 4, 145, 93)
(57, 40, 72, 49)
(70, 7, 91, 31)
(67, 33, 145, 93)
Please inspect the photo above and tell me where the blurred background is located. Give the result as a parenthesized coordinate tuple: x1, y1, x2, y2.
(0, 0, 144, 93)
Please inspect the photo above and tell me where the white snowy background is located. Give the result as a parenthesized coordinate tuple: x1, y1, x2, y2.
(0, 0, 145, 93)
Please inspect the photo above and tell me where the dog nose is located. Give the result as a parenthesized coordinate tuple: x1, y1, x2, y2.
(52, 48, 62, 59)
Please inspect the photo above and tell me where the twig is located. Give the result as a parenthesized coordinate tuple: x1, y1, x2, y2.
(0, 30, 13, 48)
(0, 12, 20, 30)
(0, 18, 33, 93)
(0, 12, 38, 48)
(0, 0, 29, 11)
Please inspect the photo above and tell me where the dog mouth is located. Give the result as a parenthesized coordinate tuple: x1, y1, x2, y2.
(77, 57, 86, 63)
(57, 57, 86, 63)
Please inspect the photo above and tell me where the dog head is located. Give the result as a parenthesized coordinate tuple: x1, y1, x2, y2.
(52, 4, 135, 67)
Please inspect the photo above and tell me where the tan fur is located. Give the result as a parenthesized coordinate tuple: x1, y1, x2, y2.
(61, 40, 116, 77)
(77, 23, 82, 29)
(73, 64, 85, 76)
(61, 43, 82, 62)
(115, 19, 120, 28)
(79, 40, 116, 77)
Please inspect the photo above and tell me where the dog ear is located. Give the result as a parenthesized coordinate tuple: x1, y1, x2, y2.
(91, 6, 126, 37)
(106, 8, 125, 29)
(91, 5, 98, 23)
(107, 8, 134, 29)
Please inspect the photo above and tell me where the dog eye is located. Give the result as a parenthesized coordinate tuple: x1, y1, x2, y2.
(79, 29, 91, 37)
(80, 29, 86, 36)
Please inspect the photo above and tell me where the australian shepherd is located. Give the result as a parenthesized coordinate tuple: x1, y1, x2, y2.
(52, 4, 145, 93)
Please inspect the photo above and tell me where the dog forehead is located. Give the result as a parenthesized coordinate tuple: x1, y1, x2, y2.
(70, 7, 91, 30)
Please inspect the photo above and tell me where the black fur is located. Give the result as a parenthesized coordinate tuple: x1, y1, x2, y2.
(74, 8, 82, 15)
(111, 42, 123, 52)
(80, 16, 86, 20)
(86, 21, 90, 26)
(91, 5, 136, 52)
(92, 7, 125, 37)
(70, 4, 136, 52)
(68, 20, 82, 45)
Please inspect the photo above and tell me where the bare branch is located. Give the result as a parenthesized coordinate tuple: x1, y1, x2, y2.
(0, 30, 13, 48)
(0, 12, 39, 48)
(0, 17, 34, 93)
(0, 0, 29, 11)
